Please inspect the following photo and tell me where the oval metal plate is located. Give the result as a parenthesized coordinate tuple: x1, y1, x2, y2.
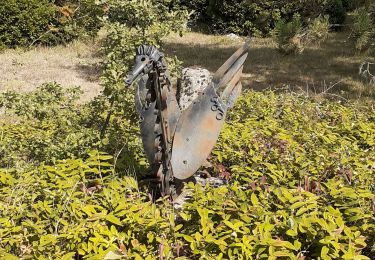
(171, 85, 227, 180)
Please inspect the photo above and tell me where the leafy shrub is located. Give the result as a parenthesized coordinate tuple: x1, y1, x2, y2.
(0, 83, 97, 166)
(0, 152, 164, 259)
(342, 0, 359, 11)
(49, 0, 104, 44)
(272, 15, 330, 54)
(0, 89, 373, 258)
(187, 0, 287, 35)
(0, 83, 145, 172)
(0, 0, 56, 47)
(272, 14, 303, 54)
(0, 0, 103, 48)
(212, 90, 374, 258)
(351, 6, 375, 52)
(100, 0, 189, 89)
(341, 0, 374, 11)
(179, 0, 209, 28)
(306, 15, 330, 43)
(180, 0, 332, 36)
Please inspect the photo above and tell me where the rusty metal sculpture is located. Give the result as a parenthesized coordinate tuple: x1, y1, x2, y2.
(126, 42, 249, 197)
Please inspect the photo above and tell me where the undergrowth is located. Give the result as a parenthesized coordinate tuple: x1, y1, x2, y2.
(0, 84, 374, 259)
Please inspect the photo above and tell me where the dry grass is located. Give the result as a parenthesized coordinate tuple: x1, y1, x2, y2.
(165, 31, 375, 102)
(0, 40, 102, 102)
(0, 30, 374, 103)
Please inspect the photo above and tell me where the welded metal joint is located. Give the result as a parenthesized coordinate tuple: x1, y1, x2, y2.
(210, 96, 225, 120)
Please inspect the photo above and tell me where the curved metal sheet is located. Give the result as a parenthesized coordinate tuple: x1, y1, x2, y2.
(221, 66, 243, 100)
(136, 76, 159, 164)
(136, 75, 181, 165)
(165, 88, 181, 144)
(171, 85, 227, 180)
(139, 102, 160, 164)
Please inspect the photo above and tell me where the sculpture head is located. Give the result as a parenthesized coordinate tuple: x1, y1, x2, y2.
(125, 45, 163, 86)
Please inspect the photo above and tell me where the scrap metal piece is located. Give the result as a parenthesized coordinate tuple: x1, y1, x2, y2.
(139, 100, 160, 164)
(226, 82, 242, 108)
(213, 42, 249, 88)
(170, 42, 250, 181)
(135, 76, 160, 164)
(126, 42, 250, 196)
(215, 53, 247, 92)
(221, 66, 243, 100)
(126, 45, 181, 196)
(171, 84, 227, 180)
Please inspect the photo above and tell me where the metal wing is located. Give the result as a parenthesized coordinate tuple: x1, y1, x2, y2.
(171, 42, 249, 180)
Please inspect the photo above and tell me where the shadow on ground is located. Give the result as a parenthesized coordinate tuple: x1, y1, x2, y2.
(74, 62, 102, 82)
(164, 32, 375, 102)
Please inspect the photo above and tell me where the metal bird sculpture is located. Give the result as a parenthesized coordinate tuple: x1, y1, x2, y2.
(125, 42, 249, 198)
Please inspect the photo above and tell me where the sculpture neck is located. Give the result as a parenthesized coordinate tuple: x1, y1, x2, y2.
(148, 57, 172, 89)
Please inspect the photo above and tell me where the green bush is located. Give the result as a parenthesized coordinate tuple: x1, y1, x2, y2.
(0, 0, 103, 48)
(0, 0, 56, 47)
(0, 83, 98, 167)
(272, 15, 330, 54)
(52, 0, 104, 43)
(212, 90, 374, 258)
(351, 5, 375, 52)
(180, 0, 331, 36)
(272, 14, 303, 54)
(0, 89, 373, 259)
(304, 15, 330, 48)
(326, 0, 347, 27)
(179, 0, 209, 27)
(0, 83, 145, 171)
(342, 0, 358, 11)
(190, 0, 288, 35)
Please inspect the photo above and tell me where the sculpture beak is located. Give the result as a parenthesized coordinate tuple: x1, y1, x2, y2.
(125, 56, 150, 86)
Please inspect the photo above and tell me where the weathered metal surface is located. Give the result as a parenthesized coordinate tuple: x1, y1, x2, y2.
(161, 76, 181, 145)
(126, 42, 250, 197)
(227, 82, 242, 108)
(139, 101, 160, 164)
(171, 84, 227, 180)
(213, 42, 249, 87)
(221, 67, 243, 100)
(215, 53, 247, 91)
(135, 76, 159, 164)
(170, 43, 249, 181)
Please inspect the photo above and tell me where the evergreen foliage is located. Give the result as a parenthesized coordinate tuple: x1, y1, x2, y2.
(351, 4, 375, 52)
(326, 0, 347, 26)
(272, 15, 330, 54)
